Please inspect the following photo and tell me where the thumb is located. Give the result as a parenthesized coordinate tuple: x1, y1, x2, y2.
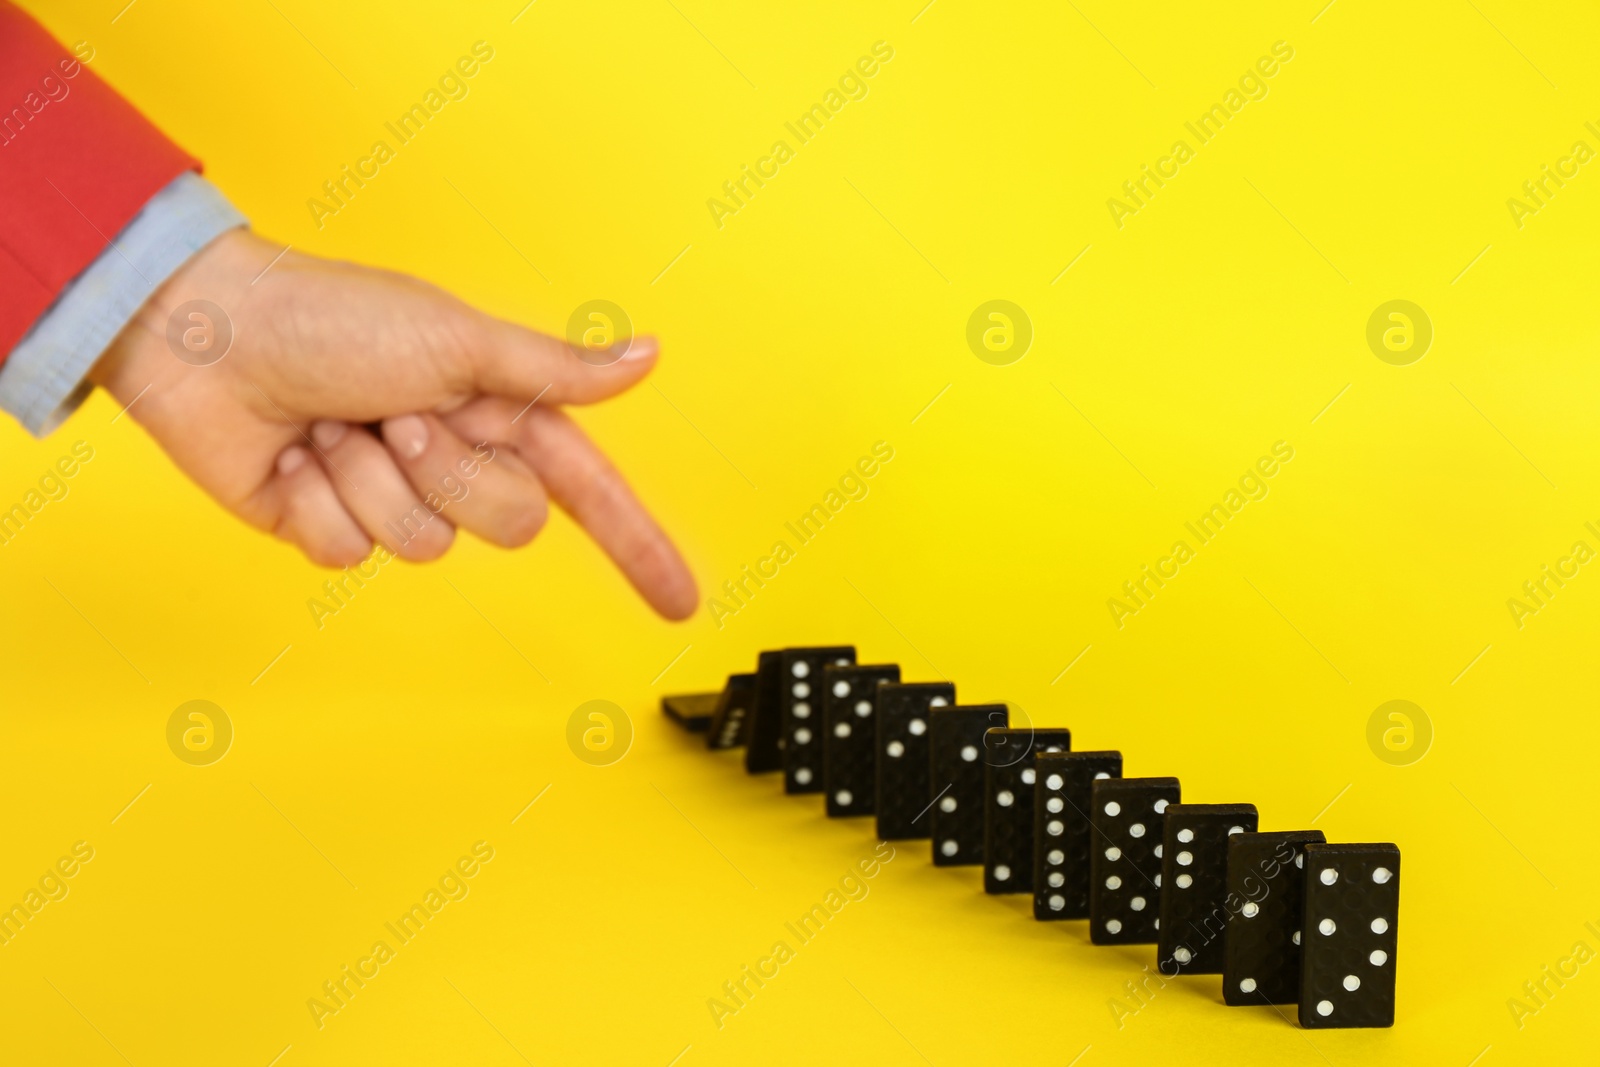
(466, 311, 662, 404)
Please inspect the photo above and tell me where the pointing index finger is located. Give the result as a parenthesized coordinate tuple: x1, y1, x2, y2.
(442, 397, 699, 620)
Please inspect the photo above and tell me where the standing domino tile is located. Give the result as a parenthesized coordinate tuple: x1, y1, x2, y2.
(779, 646, 856, 794)
(744, 651, 785, 774)
(1089, 776, 1181, 945)
(822, 663, 900, 817)
(1157, 803, 1259, 973)
(706, 673, 757, 750)
(928, 704, 1009, 866)
(1298, 843, 1400, 1028)
(1223, 829, 1326, 1006)
(983, 728, 1071, 894)
(1033, 751, 1122, 920)
(874, 682, 955, 840)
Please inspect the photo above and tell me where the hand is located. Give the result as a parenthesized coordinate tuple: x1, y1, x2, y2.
(91, 228, 698, 620)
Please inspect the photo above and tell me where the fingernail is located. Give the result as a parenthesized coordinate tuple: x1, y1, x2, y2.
(619, 335, 658, 362)
(277, 446, 308, 476)
(382, 414, 429, 459)
(311, 419, 348, 449)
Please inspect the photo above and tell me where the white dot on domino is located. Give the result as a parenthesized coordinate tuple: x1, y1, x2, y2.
(940, 839, 958, 857)
(835, 790, 853, 806)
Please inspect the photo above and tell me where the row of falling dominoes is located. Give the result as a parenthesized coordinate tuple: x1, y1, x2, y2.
(664, 644, 1401, 1030)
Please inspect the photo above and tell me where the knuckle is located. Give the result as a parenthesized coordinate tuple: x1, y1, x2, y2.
(497, 497, 549, 547)
(305, 537, 369, 569)
(396, 518, 455, 562)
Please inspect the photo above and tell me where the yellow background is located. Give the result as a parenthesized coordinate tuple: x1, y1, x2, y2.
(4, 1, 1598, 1063)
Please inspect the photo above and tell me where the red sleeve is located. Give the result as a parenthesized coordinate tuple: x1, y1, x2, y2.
(0, 3, 198, 359)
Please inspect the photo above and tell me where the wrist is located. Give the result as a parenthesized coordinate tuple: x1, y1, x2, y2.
(89, 227, 270, 403)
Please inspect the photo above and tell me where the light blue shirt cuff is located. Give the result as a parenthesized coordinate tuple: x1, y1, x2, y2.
(0, 172, 248, 437)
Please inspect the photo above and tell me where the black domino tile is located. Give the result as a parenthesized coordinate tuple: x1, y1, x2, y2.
(744, 651, 785, 774)
(983, 728, 1071, 894)
(1156, 803, 1259, 974)
(874, 682, 955, 840)
(1088, 776, 1181, 944)
(821, 663, 900, 817)
(661, 692, 716, 733)
(928, 704, 1009, 866)
(1298, 843, 1400, 1029)
(779, 646, 855, 794)
(1033, 751, 1122, 920)
(706, 673, 756, 750)
(1223, 829, 1325, 1006)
